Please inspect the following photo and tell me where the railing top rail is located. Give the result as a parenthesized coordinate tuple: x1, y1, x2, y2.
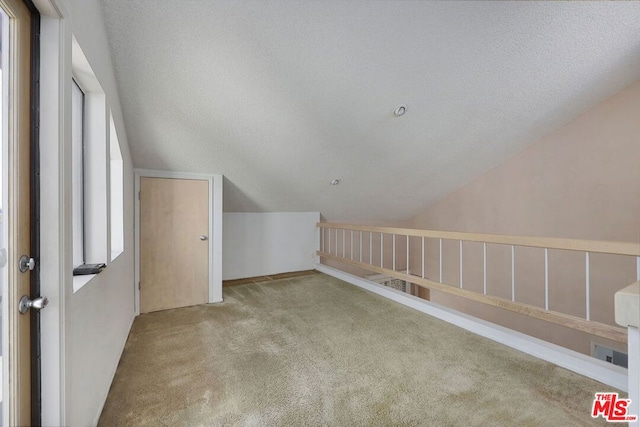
(317, 223, 640, 257)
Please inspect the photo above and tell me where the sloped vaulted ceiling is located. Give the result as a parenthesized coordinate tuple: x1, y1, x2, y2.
(101, 1, 640, 221)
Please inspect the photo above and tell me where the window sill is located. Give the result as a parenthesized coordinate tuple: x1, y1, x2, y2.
(72, 273, 96, 293)
(72, 263, 106, 293)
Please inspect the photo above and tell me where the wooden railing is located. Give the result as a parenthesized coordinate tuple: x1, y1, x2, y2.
(317, 223, 640, 344)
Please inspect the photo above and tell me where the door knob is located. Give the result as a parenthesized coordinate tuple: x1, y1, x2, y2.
(19, 295, 49, 314)
(200, 235, 208, 241)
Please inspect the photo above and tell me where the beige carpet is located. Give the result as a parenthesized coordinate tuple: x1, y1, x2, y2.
(99, 273, 616, 426)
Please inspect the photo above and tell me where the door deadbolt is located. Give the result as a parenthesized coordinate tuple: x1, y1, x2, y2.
(19, 295, 48, 314)
(19, 255, 35, 273)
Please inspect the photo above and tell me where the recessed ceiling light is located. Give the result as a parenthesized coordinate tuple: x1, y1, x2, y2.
(393, 104, 407, 117)
(330, 179, 340, 186)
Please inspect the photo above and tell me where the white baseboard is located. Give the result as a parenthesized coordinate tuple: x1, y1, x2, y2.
(316, 264, 628, 392)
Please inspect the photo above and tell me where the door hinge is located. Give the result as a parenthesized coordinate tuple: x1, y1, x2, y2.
(138, 191, 140, 200)
(138, 281, 140, 290)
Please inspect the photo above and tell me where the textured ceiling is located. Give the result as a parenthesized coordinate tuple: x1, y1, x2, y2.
(101, 1, 640, 221)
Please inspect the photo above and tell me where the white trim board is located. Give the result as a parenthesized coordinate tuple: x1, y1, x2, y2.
(37, 2, 69, 425)
(134, 169, 223, 315)
(316, 264, 628, 391)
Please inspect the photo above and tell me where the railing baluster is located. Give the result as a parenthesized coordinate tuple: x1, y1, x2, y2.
(439, 238, 443, 283)
(483, 242, 487, 295)
(544, 248, 549, 311)
(315, 223, 637, 344)
(511, 245, 515, 302)
(406, 236, 409, 274)
(393, 234, 396, 271)
(421, 236, 425, 279)
(585, 252, 590, 321)
(459, 240, 463, 289)
(350, 230, 353, 260)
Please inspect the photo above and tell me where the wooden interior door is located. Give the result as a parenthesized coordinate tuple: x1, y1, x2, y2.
(140, 177, 209, 313)
(1, 0, 35, 424)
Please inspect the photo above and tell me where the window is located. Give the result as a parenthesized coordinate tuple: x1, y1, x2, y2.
(110, 114, 124, 260)
(72, 79, 85, 268)
(72, 37, 108, 291)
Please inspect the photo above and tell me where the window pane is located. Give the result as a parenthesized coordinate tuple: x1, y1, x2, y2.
(71, 80, 84, 268)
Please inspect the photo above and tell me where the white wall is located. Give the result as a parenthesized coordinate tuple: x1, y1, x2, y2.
(37, 0, 136, 426)
(223, 212, 320, 280)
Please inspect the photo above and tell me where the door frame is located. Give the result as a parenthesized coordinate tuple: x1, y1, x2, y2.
(134, 169, 223, 315)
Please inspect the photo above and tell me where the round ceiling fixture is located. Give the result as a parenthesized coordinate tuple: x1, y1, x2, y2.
(393, 104, 407, 117)
(330, 179, 340, 186)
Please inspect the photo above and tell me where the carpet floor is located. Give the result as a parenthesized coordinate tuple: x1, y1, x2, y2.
(98, 273, 616, 426)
